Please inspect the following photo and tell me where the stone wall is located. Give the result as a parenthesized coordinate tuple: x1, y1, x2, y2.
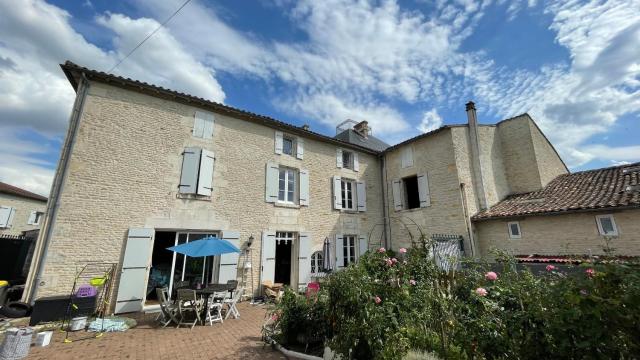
(475, 209, 640, 257)
(33, 81, 383, 300)
(0, 193, 46, 236)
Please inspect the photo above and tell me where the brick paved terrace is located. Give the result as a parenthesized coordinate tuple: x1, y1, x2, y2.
(27, 303, 285, 359)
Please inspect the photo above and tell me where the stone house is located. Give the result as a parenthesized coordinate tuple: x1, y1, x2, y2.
(0, 182, 47, 236)
(23, 62, 638, 312)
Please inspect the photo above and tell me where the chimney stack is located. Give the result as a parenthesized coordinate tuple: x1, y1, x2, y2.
(465, 101, 488, 210)
(353, 120, 370, 138)
(301, 124, 310, 131)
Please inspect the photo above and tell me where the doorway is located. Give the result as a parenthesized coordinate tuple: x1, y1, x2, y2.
(274, 232, 295, 285)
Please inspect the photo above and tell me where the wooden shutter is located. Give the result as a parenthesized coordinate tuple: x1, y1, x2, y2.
(197, 150, 215, 196)
(260, 231, 276, 284)
(27, 211, 37, 225)
(356, 181, 366, 212)
(296, 138, 304, 160)
(335, 234, 344, 269)
(299, 169, 310, 206)
(115, 228, 154, 314)
(0, 207, 12, 228)
(358, 235, 368, 259)
(402, 147, 414, 168)
(275, 131, 283, 154)
(353, 153, 359, 172)
(333, 176, 342, 210)
(218, 231, 240, 284)
(392, 179, 403, 211)
(194, 111, 214, 139)
(179, 147, 201, 194)
(265, 162, 279, 203)
(336, 149, 343, 168)
(417, 173, 431, 207)
(297, 232, 311, 290)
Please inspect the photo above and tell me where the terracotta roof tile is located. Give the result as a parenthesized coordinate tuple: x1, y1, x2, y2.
(0, 182, 48, 202)
(472, 162, 640, 220)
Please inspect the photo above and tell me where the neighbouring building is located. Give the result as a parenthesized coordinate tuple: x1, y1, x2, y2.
(23, 62, 639, 313)
(0, 182, 47, 236)
(473, 163, 640, 257)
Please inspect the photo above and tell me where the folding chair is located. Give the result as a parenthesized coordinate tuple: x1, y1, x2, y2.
(176, 289, 203, 329)
(223, 288, 244, 320)
(204, 291, 226, 326)
(156, 287, 179, 328)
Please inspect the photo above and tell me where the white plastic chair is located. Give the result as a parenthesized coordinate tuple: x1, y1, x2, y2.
(223, 288, 244, 320)
(205, 292, 225, 326)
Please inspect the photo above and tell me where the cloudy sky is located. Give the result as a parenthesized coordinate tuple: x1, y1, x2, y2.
(1, 0, 639, 196)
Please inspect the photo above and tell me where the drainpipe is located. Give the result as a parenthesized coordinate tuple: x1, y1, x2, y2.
(23, 74, 91, 303)
(380, 154, 390, 249)
(459, 183, 476, 257)
(466, 101, 488, 211)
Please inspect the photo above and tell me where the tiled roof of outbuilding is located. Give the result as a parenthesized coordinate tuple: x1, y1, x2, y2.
(472, 162, 640, 220)
(0, 182, 48, 202)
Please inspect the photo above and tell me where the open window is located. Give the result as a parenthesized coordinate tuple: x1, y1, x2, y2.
(278, 167, 298, 204)
(266, 162, 309, 206)
(392, 173, 430, 211)
(275, 131, 304, 159)
(595, 214, 618, 236)
(336, 148, 359, 171)
(403, 176, 420, 209)
(28, 211, 44, 225)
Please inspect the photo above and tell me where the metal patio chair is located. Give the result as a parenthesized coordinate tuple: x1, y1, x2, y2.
(155, 287, 179, 328)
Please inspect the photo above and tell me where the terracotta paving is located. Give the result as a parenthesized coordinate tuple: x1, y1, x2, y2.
(27, 302, 285, 359)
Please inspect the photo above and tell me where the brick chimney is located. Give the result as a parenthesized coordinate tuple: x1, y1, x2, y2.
(353, 120, 370, 138)
(466, 101, 488, 210)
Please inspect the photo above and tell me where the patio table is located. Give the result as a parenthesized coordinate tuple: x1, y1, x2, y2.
(194, 284, 234, 324)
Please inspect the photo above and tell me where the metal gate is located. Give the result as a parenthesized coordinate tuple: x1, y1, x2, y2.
(430, 234, 464, 271)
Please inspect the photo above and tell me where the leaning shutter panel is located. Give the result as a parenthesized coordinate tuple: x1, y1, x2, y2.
(299, 169, 310, 206)
(298, 232, 311, 290)
(27, 211, 37, 225)
(333, 176, 342, 210)
(335, 234, 345, 269)
(353, 153, 359, 172)
(219, 231, 240, 284)
(392, 179, 403, 211)
(275, 131, 283, 154)
(402, 147, 414, 168)
(417, 173, 431, 207)
(202, 112, 215, 139)
(358, 235, 368, 259)
(179, 147, 201, 194)
(261, 231, 277, 283)
(296, 138, 304, 159)
(265, 162, 279, 203)
(115, 228, 154, 313)
(356, 181, 367, 212)
(197, 150, 215, 196)
(0, 207, 10, 228)
(336, 149, 343, 168)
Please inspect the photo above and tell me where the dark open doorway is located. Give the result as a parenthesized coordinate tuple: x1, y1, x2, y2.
(274, 241, 292, 285)
(146, 231, 176, 303)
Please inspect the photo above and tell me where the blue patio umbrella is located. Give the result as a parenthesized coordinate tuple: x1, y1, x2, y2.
(167, 236, 240, 257)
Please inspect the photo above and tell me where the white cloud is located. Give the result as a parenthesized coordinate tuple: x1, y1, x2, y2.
(0, 0, 225, 194)
(417, 108, 443, 133)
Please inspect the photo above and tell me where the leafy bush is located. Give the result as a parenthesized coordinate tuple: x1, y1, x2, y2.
(270, 245, 640, 359)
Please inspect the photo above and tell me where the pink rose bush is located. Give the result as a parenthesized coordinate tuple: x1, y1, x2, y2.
(546, 265, 556, 272)
(374, 296, 382, 304)
(409, 279, 417, 286)
(399, 247, 407, 254)
(585, 268, 595, 278)
(475, 287, 488, 297)
(378, 247, 386, 253)
(485, 271, 498, 281)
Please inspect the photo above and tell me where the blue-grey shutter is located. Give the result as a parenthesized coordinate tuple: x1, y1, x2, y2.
(335, 234, 344, 269)
(197, 150, 215, 196)
(193, 111, 214, 139)
(392, 179, 403, 211)
(218, 231, 240, 283)
(261, 231, 276, 283)
(297, 232, 311, 291)
(265, 162, 279, 203)
(417, 173, 431, 207)
(296, 138, 304, 159)
(27, 211, 37, 225)
(336, 149, 343, 168)
(115, 228, 154, 313)
(333, 176, 342, 210)
(179, 147, 201, 194)
(0, 206, 12, 228)
(356, 180, 366, 212)
(299, 169, 310, 206)
(358, 235, 368, 259)
(353, 153, 359, 172)
(275, 131, 283, 154)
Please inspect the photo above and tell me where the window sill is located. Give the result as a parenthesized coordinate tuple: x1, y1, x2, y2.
(176, 193, 212, 201)
(275, 202, 300, 209)
(340, 209, 360, 214)
(396, 207, 425, 213)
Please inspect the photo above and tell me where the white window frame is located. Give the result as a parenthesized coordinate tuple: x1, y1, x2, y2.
(343, 235, 357, 266)
(341, 179, 356, 210)
(278, 167, 297, 204)
(30, 211, 44, 226)
(595, 214, 618, 236)
(342, 150, 354, 169)
(507, 221, 522, 239)
(282, 135, 296, 156)
(310, 251, 324, 274)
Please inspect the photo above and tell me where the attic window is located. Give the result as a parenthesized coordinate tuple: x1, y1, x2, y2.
(507, 221, 521, 239)
(595, 214, 618, 236)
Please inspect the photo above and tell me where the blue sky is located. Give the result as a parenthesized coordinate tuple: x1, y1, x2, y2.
(1, 0, 639, 195)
